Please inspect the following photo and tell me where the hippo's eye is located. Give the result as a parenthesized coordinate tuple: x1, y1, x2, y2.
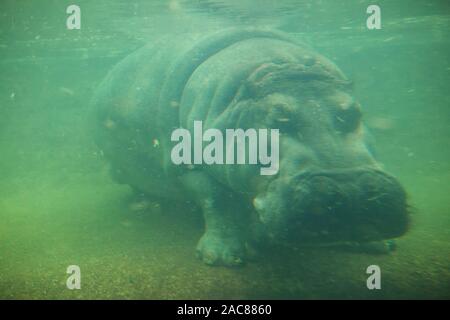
(273, 117, 296, 132)
(334, 103, 362, 133)
(268, 104, 298, 133)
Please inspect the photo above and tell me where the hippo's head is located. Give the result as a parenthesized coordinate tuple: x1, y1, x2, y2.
(244, 60, 409, 244)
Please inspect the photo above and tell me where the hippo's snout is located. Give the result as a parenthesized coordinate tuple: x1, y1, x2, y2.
(293, 168, 409, 242)
(257, 168, 409, 244)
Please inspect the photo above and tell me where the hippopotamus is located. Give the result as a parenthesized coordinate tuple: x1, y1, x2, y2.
(91, 28, 409, 266)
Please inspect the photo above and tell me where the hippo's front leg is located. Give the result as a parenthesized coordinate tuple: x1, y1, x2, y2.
(180, 171, 246, 266)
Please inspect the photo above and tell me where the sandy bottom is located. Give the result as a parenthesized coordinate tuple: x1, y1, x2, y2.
(0, 170, 448, 300)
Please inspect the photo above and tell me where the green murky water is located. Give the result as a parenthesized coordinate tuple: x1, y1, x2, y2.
(0, 0, 449, 299)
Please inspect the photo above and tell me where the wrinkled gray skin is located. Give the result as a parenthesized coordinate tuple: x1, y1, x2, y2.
(91, 29, 409, 266)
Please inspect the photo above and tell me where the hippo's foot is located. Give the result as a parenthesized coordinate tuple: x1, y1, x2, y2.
(196, 232, 246, 266)
(180, 171, 248, 267)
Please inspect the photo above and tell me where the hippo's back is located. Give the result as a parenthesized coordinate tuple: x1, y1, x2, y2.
(90, 28, 313, 198)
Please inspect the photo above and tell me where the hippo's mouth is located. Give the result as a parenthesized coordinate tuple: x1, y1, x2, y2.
(257, 167, 410, 244)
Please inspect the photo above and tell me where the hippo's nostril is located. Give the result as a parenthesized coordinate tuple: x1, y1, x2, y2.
(290, 168, 409, 242)
(355, 171, 409, 239)
(357, 170, 399, 198)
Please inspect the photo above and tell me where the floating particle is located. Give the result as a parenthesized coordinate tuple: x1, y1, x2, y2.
(104, 118, 116, 129)
(59, 87, 75, 96)
(367, 116, 395, 130)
